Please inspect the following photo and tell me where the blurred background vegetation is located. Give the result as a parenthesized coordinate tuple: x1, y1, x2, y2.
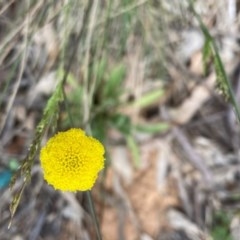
(1, 0, 240, 239)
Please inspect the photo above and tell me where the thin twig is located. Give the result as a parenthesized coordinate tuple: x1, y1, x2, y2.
(172, 127, 214, 189)
(62, 2, 92, 86)
(0, 0, 16, 16)
(95, 0, 148, 27)
(0, 0, 44, 64)
(61, 1, 93, 126)
(86, 191, 102, 240)
(83, 0, 99, 126)
(0, 0, 30, 136)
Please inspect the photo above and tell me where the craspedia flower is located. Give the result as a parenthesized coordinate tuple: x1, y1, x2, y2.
(40, 128, 105, 191)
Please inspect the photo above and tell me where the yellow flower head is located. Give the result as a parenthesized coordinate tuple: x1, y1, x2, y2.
(40, 128, 105, 191)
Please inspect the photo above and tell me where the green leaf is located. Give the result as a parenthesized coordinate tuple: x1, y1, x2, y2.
(110, 113, 132, 135)
(135, 122, 170, 134)
(132, 88, 165, 108)
(91, 117, 107, 143)
(202, 38, 212, 75)
(210, 211, 233, 240)
(213, 54, 229, 99)
(94, 58, 107, 84)
(103, 64, 126, 98)
(126, 135, 140, 167)
(69, 85, 83, 102)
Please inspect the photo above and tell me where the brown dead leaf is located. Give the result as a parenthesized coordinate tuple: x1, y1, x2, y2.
(102, 139, 180, 239)
(126, 140, 180, 237)
(189, 51, 204, 76)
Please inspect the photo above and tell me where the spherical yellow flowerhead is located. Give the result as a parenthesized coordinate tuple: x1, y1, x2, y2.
(40, 128, 105, 191)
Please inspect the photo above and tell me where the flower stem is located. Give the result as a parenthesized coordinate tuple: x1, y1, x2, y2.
(86, 191, 102, 240)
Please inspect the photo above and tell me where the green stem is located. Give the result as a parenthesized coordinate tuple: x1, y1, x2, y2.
(86, 191, 102, 240)
(189, 0, 240, 123)
(62, 88, 74, 127)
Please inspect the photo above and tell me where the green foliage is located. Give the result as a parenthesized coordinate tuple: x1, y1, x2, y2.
(87, 60, 167, 166)
(110, 113, 132, 135)
(126, 135, 140, 167)
(135, 122, 169, 134)
(93, 58, 107, 87)
(61, 71, 84, 127)
(118, 0, 135, 55)
(210, 211, 233, 240)
(9, 80, 64, 226)
(131, 88, 165, 108)
(103, 64, 126, 99)
(109, 113, 141, 167)
(91, 116, 107, 143)
(213, 53, 229, 99)
(202, 36, 229, 99)
(202, 38, 212, 75)
(86, 60, 143, 167)
(189, 0, 240, 123)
